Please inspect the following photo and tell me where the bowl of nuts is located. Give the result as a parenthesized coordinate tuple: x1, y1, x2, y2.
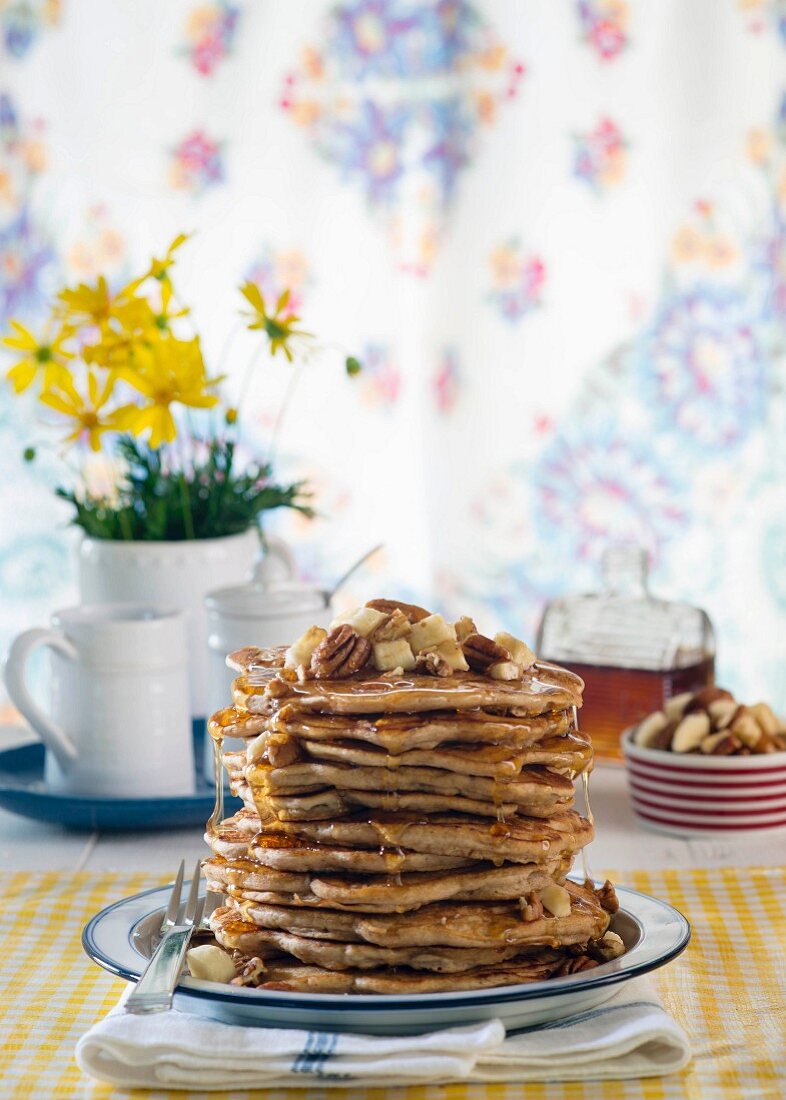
(621, 687, 786, 835)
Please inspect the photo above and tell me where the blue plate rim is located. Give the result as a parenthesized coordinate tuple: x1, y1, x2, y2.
(82, 879, 691, 1012)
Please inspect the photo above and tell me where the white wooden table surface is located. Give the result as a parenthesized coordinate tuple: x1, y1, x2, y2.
(0, 726, 779, 874)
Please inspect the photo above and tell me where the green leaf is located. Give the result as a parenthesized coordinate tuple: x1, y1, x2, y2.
(345, 356, 362, 377)
(57, 435, 313, 541)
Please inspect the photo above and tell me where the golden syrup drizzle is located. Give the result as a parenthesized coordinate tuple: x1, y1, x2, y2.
(575, 699, 595, 886)
(207, 724, 224, 839)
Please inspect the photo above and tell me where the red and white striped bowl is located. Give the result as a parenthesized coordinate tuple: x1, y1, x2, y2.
(620, 728, 786, 836)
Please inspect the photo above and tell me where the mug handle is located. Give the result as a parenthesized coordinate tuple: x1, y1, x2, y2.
(253, 535, 297, 585)
(4, 628, 79, 767)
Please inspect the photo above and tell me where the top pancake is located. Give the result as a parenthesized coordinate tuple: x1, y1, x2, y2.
(229, 646, 584, 717)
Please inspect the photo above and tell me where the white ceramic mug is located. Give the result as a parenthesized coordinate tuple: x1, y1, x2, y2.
(78, 531, 296, 719)
(3, 604, 194, 798)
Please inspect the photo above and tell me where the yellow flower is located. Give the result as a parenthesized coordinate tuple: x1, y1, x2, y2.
(57, 275, 114, 330)
(39, 370, 122, 452)
(118, 335, 220, 448)
(2, 320, 73, 394)
(151, 281, 189, 332)
(126, 234, 189, 293)
(239, 283, 312, 361)
(82, 295, 161, 369)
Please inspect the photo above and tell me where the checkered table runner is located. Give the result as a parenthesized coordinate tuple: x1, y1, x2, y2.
(0, 866, 783, 1099)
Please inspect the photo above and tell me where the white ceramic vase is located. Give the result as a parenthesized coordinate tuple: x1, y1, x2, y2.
(77, 530, 290, 719)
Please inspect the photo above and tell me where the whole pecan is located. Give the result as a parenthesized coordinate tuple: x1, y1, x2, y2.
(595, 879, 620, 914)
(366, 598, 431, 623)
(462, 632, 511, 672)
(554, 955, 599, 977)
(520, 891, 544, 922)
(311, 625, 371, 679)
(415, 650, 452, 677)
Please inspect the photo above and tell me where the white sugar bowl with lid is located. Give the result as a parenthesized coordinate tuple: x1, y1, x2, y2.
(204, 578, 331, 772)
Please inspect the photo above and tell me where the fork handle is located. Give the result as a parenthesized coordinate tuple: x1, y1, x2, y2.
(125, 927, 195, 1014)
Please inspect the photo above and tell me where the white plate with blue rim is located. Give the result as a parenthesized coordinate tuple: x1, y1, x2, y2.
(82, 876, 690, 1035)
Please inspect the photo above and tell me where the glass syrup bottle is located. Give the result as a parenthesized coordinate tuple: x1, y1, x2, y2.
(536, 545, 715, 763)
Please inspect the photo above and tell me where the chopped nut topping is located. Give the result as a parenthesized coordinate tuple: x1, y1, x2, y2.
(266, 678, 293, 699)
(230, 956, 267, 986)
(371, 608, 412, 642)
(520, 891, 544, 922)
(415, 650, 452, 677)
(463, 632, 511, 672)
(311, 625, 372, 679)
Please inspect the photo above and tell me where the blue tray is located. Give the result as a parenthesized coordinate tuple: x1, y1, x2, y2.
(0, 723, 241, 831)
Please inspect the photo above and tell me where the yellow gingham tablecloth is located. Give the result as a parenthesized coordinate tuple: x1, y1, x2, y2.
(0, 867, 784, 1099)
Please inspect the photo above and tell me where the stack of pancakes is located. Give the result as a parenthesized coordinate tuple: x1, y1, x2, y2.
(203, 599, 623, 994)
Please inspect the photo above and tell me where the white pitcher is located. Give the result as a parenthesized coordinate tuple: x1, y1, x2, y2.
(3, 604, 194, 798)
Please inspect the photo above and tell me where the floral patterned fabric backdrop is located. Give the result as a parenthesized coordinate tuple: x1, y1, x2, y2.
(2, 0, 786, 707)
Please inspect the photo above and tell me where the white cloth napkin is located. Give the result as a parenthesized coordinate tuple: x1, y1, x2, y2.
(76, 977, 690, 1090)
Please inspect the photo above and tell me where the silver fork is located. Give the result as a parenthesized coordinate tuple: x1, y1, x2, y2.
(125, 860, 205, 1015)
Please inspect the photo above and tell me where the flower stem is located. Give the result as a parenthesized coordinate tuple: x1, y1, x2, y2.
(179, 473, 195, 540)
(118, 508, 134, 541)
(269, 360, 304, 466)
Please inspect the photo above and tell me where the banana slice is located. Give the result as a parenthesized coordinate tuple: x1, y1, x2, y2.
(330, 607, 388, 637)
(494, 632, 536, 671)
(372, 638, 416, 672)
(410, 614, 456, 652)
(284, 625, 327, 669)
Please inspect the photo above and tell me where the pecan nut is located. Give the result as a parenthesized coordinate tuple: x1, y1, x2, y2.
(595, 879, 620, 914)
(230, 955, 266, 986)
(366, 598, 431, 623)
(587, 931, 626, 962)
(462, 632, 511, 672)
(415, 650, 452, 677)
(371, 608, 412, 642)
(311, 625, 371, 679)
(454, 616, 478, 643)
(520, 891, 544, 922)
(554, 955, 599, 977)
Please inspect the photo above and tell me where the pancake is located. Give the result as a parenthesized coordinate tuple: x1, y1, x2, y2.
(204, 853, 566, 911)
(271, 810, 593, 863)
(233, 664, 583, 718)
(232, 780, 563, 822)
(239, 759, 575, 813)
(213, 924, 538, 972)
(248, 831, 473, 874)
(219, 882, 609, 949)
(203, 809, 263, 859)
(269, 707, 574, 753)
(296, 731, 592, 778)
(241, 955, 568, 994)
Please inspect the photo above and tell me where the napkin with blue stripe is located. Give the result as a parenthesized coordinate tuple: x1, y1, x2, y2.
(76, 977, 690, 1089)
